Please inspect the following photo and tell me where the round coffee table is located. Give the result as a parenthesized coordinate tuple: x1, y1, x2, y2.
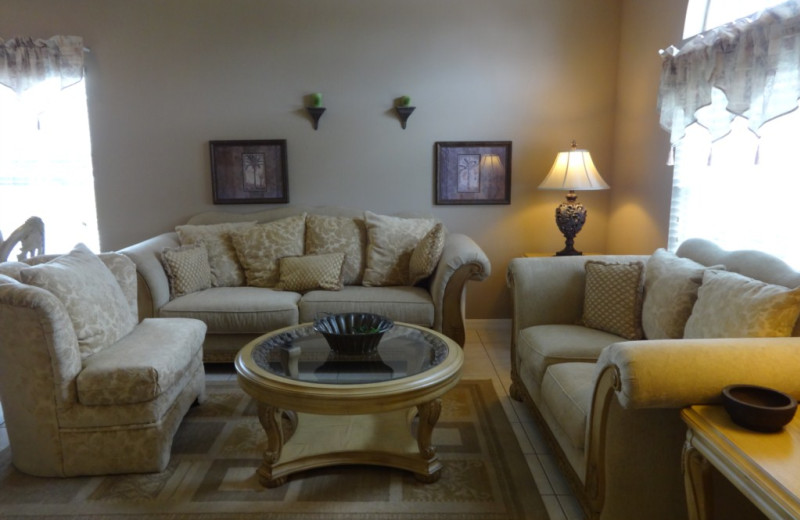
(234, 321, 463, 488)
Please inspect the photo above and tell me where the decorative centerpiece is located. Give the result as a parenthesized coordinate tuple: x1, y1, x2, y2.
(313, 312, 394, 355)
(722, 384, 798, 432)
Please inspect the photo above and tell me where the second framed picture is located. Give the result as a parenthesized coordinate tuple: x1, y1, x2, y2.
(434, 141, 511, 205)
(210, 140, 288, 204)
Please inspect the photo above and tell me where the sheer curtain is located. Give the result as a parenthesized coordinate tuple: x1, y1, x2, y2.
(658, 1, 800, 268)
(0, 35, 99, 255)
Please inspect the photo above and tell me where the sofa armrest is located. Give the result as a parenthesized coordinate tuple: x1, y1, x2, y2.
(119, 232, 180, 320)
(597, 337, 800, 409)
(429, 233, 490, 346)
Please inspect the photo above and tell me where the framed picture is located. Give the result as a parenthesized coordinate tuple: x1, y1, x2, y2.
(209, 140, 288, 204)
(435, 141, 511, 205)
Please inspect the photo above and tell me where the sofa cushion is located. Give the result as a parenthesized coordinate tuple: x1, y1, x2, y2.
(362, 211, 436, 287)
(275, 253, 345, 292)
(582, 260, 645, 340)
(159, 286, 300, 333)
(540, 362, 595, 451)
(642, 249, 717, 340)
(19, 243, 137, 359)
(161, 243, 212, 299)
(232, 214, 306, 288)
(684, 270, 800, 338)
(77, 317, 206, 406)
(305, 214, 367, 285)
(517, 324, 625, 387)
(299, 285, 434, 326)
(176, 221, 255, 287)
(409, 222, 446, 285)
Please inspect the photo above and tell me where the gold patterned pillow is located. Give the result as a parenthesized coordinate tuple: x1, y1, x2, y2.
(409, 222, 446, 285)
(305, 214, 366, 285)
(642, 249, 714, 339)
(684, 270, 800, 338)
(275, 253, 346, 292)
(232, 214, 306, 288)
(161, 244, 212, 299)
(582, 260, 645, 340)
(175, 221, 255, 287)
(19, 243, 137, 359)
(362, 211, 436, 287)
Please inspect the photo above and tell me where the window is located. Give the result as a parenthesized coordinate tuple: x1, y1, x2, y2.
(663, 1, 800, 269)
(683, 0, 788, 37)
(0, 37, 99, 258)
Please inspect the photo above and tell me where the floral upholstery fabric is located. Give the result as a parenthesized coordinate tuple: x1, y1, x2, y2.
(409, 222, 446, 285)
(161, 244, 212, 298)
(684, 270, 800, 338)
(19, 243, 137, 359)
(176, 221, 255, 287)
(362, 211, 436, 287)
(304, 214, 367, 285)
(275, 253, 345, 292)
(232, 214, 306, 288)
(582, 260, 645, 340)
(642, 248, 712, 339)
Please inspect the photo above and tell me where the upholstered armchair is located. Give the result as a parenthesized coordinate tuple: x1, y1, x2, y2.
(0, 244, 207, 477)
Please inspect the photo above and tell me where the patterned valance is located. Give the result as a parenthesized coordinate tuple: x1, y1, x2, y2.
(0, 35, 85, 94)
(658, 1, 800, 145)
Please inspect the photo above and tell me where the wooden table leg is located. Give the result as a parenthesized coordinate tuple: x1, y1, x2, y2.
(415, 398, 442, 483)
(257, 403, 287, 488)
(683, 430, 713, 520)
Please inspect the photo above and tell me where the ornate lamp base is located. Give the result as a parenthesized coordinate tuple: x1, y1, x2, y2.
(553, 191, 586, 256)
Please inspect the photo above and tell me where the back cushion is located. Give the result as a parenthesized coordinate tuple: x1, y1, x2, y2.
(362, 211, 436, 287)
(176, 221, 255, 287)
(19, 243, 137, 359)
(305, 214, 367, 285)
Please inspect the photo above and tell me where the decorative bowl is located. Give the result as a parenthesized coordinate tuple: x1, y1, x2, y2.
(312, 313, 394, 355)
(722, 384, 798, 432)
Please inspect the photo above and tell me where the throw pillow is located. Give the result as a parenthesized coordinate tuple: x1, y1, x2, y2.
(362, 211, 437, 287)
(19, 243, 137, 359)
(582, 260, 645, 340)
(161, 243, 212, 299)
(684, 270, 800, 338)
(641, 248, 714, 339)
(175, 221, 255, 287)
(409, 222, 446, 285)
(231, 214, 306, 288)
(275, 253, 346, 292)
(305, 214, 367, 285)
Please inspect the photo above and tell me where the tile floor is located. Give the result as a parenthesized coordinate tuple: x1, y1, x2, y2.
(0, 320, 584, 520)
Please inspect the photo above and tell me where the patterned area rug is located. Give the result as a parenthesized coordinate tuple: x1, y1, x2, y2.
(0, 379, 546, 519)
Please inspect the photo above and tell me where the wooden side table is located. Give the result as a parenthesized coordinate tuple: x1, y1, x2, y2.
(681, 405, 800, 520)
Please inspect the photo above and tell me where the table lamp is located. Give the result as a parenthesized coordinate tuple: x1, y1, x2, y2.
(538, 140, 609, 256)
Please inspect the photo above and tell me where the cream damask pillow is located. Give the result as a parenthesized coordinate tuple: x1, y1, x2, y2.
(19, 243, 137, 359)
(232, 214, 306, 288)
(305, 214, 367, 285)
(684, 270, 800, 338)
(161, 244, 212, 299)
(275, 253, 346, 292)
(176, 221, 255, 287)
(409, 222, 446, 285)
(362, 211, 436, 287)
(641, 248, 713, 339)
(582, 260, 645, 340)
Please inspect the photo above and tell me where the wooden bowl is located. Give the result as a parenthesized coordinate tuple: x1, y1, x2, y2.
(722, 384, 797, 432)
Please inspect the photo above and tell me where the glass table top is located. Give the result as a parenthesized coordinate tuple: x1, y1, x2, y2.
(250, 324, 450, 385)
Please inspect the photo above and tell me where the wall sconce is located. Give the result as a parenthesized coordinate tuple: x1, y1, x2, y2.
(395, 95, 415, 129)
(305, 92, 325, 130)
(537, 140, 609, 256)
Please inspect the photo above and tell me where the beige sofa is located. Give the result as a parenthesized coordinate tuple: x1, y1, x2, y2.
(0, 245, 207, 477)
(507, 238, 800, 520)
(120, 206, 491, 362)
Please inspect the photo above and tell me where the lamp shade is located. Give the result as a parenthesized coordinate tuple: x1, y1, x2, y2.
(538, 141, 609, 191)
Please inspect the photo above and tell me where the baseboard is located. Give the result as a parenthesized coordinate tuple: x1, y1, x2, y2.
(465, 318, 511, 329)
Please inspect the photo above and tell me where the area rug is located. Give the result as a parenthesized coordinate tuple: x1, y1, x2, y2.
(0, 379, 546, 519)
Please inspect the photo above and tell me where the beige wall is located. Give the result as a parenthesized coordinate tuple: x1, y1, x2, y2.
(1, 0, 685, 319)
